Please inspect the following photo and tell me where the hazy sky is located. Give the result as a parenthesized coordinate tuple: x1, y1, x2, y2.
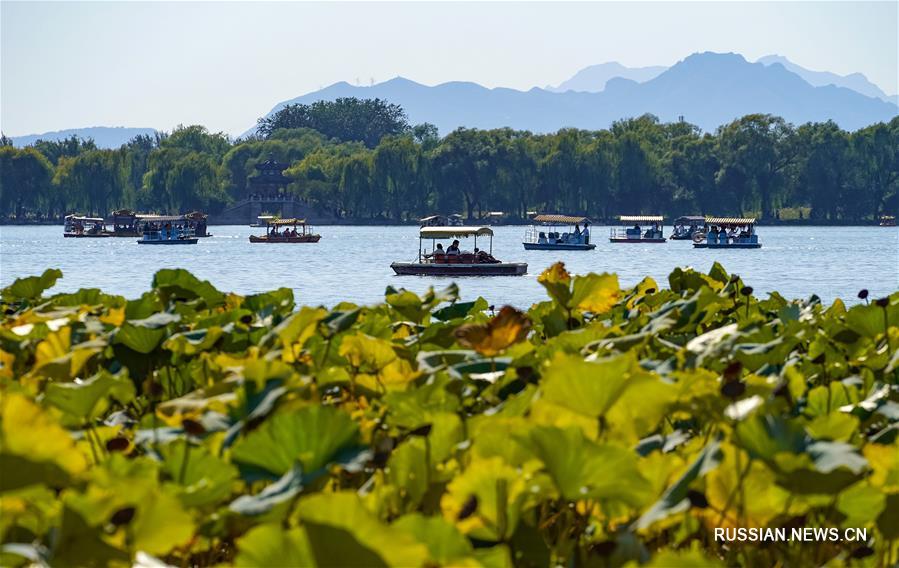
(2, 1, 896, 137)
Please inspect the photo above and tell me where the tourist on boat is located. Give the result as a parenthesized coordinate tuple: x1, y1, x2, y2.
(446, 240, 461, 255)
(538, 231, 547, 244)
(474, 247, 498, 263)
(425, 243, 445, 260)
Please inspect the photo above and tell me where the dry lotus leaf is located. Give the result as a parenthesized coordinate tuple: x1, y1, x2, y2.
(454, 306, 532, 357)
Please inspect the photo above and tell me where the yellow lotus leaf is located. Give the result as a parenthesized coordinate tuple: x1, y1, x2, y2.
(454, 306, 531, 357)
(340, 332, 398, 370)
(863, 443, 899, 490)
(537, 262, 572, 306)
(703, 444, 790, 528)
(570, 272, 620, 314)
(441, 457, 532, 541)
(99, 307, 125, 327)
(0, 349, 14, 380)
(0, 393, 88, 484)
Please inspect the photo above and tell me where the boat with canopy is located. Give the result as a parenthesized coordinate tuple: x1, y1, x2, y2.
(137, 217, 198, 245)
(523, 214, 595, 250)
(692, 217, 761, 249)
(64, 215, 110, 238)
(249, 218, 321, 243)
(609, 215, 666, 243)
(670, 216, 706, 240)
(391, 226, 527, 276)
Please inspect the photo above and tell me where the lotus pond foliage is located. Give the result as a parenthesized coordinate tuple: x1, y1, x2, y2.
(0, 263, 897, 567)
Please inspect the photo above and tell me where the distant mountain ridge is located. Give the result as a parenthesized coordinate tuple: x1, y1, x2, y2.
(546, 62, 666, 92)
(757, 55, 895, 103)
(9, 127, 157, 149)
(249, 52, 898, 137)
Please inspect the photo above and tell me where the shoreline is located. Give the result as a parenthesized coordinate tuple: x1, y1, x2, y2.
(1, 219, 895, 228)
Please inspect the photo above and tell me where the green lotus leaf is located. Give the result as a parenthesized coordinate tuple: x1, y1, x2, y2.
(393, 513, 474, 565)
(115, 323, 167, 354)
(636, 439, 723, 529)
(44, 370, 135, 420)
(51, 506, 129, 567)
(159, 439, 238, 507)
(244, 287, 295, 317)
(386, 288, 429, 323)
(383, 379, 461, 429)
(152, 268, 224, 308)
(735, 415, 808, 461)
(2, 269, 62, 301)
(524, 426, 652, 506)
(163, 327, 223, 356)
(836, 482, 886, 526)
(440, 457, 534, 541)
(130, 487, 196, 556)
(231, 405, 360, 477)
(539, 352, 636, 418)
(432, 298, 488, 322)
(235, 523, 314, 567)
(845, 300, 899, 338)
(319, 307, 361, 338)
(274, 306, 327, 346)
(294, 492, 430, 566)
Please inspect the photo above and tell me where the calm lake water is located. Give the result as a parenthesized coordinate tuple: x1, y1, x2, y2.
(1, 225, 897, 308)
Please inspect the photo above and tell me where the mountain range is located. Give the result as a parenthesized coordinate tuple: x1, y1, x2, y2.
(8, 52, 897, 148)
(252, 52, 897, 137)
(544, 54, 897, 104)
(9, 127, 156, 150)
(545, 62, 667, 93)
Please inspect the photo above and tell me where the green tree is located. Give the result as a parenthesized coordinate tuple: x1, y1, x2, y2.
(716, 114, 797, 220)
(257, 98, 410, 148)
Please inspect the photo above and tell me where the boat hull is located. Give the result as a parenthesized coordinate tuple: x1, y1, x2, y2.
(64, 233, 112, 238)
(609, 237, 667, 244)
(523, 243, 595, 251)
(137, 238, 199, 245)
(693, 243, 762, 249)
(249, 235, 321, 243)
(391, 262, 528, 276)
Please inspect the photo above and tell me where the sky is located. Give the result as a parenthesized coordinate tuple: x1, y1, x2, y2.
(2, 1, 896, 137)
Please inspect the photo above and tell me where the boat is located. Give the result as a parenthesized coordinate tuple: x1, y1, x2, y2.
(879, 215, 896, 227)
(391, 226, 527, 276)
(110, 209, 141, 237)
(420, 214, 464, 227)
(137, 223, 198, 245)
(609, 215, 666, 243)
(64, 215, 111, 238)
(523, 215, 595, 250)
(693, 217, 761, 249)
(670, 216, 706, 240)
(249, 218, 321, 243)
(133, 212, 210, 237)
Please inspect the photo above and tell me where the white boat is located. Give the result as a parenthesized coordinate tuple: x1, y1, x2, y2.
(610, 215, 666, 243)
(391, 226, 527, 276)
(693, 217, 762, 249)
(523, 214, 595, 250)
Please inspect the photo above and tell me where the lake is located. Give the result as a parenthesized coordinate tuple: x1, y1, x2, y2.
(1, 225, 896, 307)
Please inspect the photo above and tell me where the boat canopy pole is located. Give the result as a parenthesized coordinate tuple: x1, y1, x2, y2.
(489, 235, 493, 255)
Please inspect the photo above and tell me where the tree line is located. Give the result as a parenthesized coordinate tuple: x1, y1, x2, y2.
(1, 97, 897, 223)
